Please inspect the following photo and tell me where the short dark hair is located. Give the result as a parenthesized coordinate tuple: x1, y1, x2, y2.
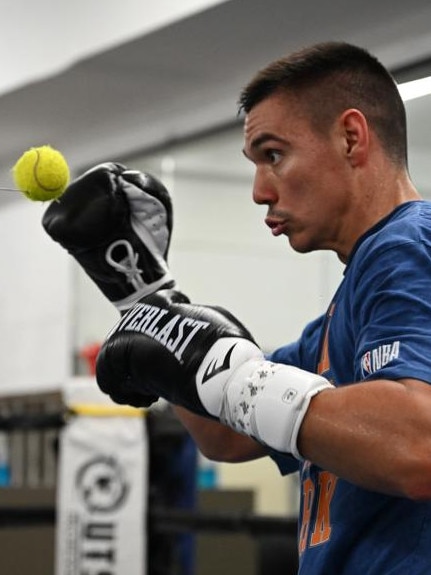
(238, 42, 407, 166)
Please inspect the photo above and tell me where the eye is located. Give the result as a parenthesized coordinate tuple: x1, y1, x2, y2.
(265, 149, 283, 165)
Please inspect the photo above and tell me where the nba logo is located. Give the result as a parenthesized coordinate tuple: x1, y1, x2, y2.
(361, 351, 371, 376)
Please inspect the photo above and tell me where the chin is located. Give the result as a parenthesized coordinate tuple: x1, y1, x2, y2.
(287, 236, 315, 254)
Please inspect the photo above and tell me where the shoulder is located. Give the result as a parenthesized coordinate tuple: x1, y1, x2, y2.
(349, 201, 431, 275)
(370, 201, 431, 247)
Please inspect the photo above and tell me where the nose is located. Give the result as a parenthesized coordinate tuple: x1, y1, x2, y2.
(252, 167, 277, 206)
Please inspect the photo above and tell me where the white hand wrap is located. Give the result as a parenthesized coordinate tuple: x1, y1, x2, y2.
(221, 360, 333, 458)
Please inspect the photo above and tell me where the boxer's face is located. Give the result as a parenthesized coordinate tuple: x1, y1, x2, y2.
(243, 90, 357, 261)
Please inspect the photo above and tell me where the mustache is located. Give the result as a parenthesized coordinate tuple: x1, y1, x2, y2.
(266, 208, 290, 220)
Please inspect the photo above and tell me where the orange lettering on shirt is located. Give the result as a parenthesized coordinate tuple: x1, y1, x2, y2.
(317, 304, 335, 376)
(298, 477, 315, 554)
(310, 471, 338, 546)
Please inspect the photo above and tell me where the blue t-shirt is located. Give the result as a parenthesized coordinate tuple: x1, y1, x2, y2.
(267, 201, 431, 574)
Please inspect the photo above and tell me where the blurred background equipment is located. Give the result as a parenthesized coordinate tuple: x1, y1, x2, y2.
(0, 382, 298, 575)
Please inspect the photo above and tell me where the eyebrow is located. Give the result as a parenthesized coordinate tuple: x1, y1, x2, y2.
(242, 133, 288, 159)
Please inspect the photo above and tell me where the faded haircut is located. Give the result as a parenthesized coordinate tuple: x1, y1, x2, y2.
(238, 42, 408, 166)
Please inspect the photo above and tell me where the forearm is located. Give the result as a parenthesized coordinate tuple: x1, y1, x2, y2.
(298, 378, 431, 498)
(173, 406, 267, 463)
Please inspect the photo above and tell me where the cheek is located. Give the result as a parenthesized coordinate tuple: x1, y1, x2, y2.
(276, 147, 341, 208)
(277, 165, 319, 207)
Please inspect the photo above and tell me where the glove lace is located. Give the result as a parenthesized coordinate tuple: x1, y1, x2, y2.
(105, 240, 145, 289)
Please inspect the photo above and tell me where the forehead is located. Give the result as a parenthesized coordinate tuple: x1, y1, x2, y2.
(243, 91, 312, 147)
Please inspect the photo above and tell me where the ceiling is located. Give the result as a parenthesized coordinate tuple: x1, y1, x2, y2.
(1, 0, 431, 199)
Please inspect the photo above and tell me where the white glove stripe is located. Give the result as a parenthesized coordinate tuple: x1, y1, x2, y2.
(122, 178, 171, 264)
(195, 338, 264, 418)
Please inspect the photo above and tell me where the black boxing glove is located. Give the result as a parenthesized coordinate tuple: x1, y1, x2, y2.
(95, 288, 260, 410)
(42, 163, 175, 312)
(95, 289, 333, 458)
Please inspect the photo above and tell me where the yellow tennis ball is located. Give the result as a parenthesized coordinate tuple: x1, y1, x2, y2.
(12, 145, 70, 201)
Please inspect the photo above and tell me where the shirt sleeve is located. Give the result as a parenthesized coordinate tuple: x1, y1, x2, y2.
(352, 240, 431, 383)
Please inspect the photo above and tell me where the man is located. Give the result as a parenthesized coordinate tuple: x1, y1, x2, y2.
(45, 43, 431, 573)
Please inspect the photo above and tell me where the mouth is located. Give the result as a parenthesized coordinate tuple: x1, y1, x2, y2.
(265, 216, 289, 237)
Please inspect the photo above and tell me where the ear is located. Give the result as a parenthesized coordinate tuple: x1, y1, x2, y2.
(339, 109, 370, 167)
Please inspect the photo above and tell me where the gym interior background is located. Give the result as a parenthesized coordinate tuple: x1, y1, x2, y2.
(0, 0, 431, 573)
